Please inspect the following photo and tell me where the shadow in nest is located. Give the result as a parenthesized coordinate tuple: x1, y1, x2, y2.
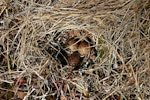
(38, 29, 97, 70)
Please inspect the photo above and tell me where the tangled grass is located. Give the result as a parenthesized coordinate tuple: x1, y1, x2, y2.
(0, 0, 149, 99)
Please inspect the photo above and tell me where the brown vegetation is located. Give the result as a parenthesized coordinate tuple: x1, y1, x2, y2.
(0, 0, 149, 99)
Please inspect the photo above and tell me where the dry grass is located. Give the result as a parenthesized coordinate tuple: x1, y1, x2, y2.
(0, 0, 149, 100)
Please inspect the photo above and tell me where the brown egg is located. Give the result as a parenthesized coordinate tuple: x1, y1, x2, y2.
(78, 41, 91, 57)
(67, 30, 81, 37)
(67, 38, 78, 52)
(68, 52, 81, 67)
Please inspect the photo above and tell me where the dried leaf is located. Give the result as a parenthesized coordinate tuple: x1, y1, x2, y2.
(127, 77, 135, 86)
(17, 91, 26, 99)
(60, 95, 67, 100)
(14, 78, 26, 86)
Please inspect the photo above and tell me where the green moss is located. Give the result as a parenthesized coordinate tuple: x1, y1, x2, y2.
(98, 38, 103, 45)
(7, 92, 14, 100)
(99, 49, 105, 58)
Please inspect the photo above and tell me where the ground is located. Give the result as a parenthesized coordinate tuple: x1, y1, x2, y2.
(0, 0, 150, 100)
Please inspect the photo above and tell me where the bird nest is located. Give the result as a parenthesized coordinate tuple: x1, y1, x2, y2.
(0, 0, 150, 100)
